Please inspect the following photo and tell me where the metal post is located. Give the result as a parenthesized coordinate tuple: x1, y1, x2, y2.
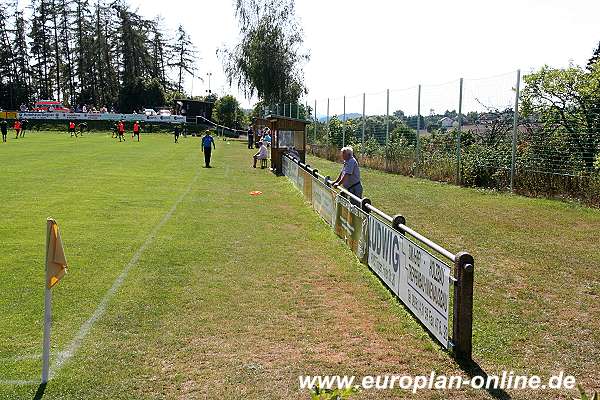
(289, 102, 292, 118)
(342, 95, 346, 146)
(314, 100, 317, 143)
(362, 93, 366, 147)
(416, 84, 422, 176)
(385, 89, 390, 170)
(276, 104, 279, 116)
(453, 252, 474, 361)
(296, 102, 299, 119)
(457, 78, 463, 185)
(510, 69, 521, 192)
(326, 98, 330, 140)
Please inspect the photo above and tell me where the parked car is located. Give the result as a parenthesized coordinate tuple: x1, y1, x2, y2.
(158, 109, 172, 116)
(32, 100, 71, 112)
(144, 108, 157, 116)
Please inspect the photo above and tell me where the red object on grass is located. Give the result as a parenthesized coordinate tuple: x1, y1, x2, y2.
(250, 191, 263, 196)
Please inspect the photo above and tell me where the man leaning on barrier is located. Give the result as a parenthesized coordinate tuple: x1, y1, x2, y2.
(332, 146, 363, 203)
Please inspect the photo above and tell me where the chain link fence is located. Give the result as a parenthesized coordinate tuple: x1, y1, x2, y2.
(290, 70, 600, 206)
(258, 71, 600, 205)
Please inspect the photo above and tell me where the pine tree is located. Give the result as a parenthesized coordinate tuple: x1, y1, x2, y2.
(587, 41, 600, 71)
(169, 25, 196, 94)
(0, 0, 195, 110)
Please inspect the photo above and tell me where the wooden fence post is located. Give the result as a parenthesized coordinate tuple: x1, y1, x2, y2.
(453, 251, 474, 360)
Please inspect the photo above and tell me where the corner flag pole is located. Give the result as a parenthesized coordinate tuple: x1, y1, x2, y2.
(42, 218, 53, 383)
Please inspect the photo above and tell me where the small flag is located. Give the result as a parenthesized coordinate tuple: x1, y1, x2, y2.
(47, 219, 67, 289)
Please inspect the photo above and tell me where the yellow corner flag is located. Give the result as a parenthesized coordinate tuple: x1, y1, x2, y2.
(46, 218, 67, 289)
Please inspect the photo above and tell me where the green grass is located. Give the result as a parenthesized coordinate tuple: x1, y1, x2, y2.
(308, 153, 600, 395)
(0, 132, 597, 399)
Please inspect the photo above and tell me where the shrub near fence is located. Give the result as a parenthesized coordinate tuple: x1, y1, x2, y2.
(298, 69, 600, 207)
(308, 132, 600, 207)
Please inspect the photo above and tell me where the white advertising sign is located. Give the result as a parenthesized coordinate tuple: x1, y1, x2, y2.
(367, 215, 451, 348)
(312, 179, 336, 226)
(295, 167, 305, 192)
(288, 161, 302, 191)
(367, 215, 403, 297)
(402, 238, 451, 348)
(17, 112, 185, 124)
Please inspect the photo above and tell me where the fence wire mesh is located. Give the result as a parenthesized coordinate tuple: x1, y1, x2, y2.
(304, 70, 600, 206)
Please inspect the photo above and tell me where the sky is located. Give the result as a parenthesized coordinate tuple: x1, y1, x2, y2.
(131, 0, 600, 114)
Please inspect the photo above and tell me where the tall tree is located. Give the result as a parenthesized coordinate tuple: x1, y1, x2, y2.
(521, 64, 600, 171)
(212, 94, 244, 128)
(587, 41, 600, 70)
(169, 25, 196, 94)
(0, 0, 194, 109)
(219, 0, 309, 104)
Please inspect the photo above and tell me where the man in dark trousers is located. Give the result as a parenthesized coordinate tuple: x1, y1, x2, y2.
(201, 130, 216, 167)
(247, 127, 254, 149)
(19, 119, 27, 137)
(78, 122, 88, 135)
(133, 121, 141, 141)
(1, 119, 7, 142)
(173, 124, 181, 143)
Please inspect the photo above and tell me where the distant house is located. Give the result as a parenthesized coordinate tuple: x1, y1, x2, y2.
(439, 116, 454, 129)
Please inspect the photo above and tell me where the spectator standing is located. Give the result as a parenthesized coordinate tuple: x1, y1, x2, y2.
(255, 128, 263, 148)
(247, 127, 254, 149)
(332, 146, 363, 203)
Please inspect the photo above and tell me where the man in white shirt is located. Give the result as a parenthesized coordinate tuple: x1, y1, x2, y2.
(252, 141, 269, 168)
(333, 146, 363, 203)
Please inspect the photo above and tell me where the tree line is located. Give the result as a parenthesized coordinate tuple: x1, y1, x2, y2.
(0, 0, 197, 112)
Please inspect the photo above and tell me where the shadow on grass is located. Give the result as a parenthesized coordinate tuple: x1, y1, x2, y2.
(456, 358, 512, 400)
(364, 264, 512, 399)
(33, 383, 46, 400)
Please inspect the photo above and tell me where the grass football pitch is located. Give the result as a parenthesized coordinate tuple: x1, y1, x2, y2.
(0, 132, 598, 399)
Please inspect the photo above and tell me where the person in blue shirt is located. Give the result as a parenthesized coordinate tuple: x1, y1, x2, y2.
(173, 125, 181, 143)
(263, 132, 272, 147)
(201, 130, 216, 168)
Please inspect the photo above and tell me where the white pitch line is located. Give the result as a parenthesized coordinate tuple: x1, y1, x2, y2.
(0, 379, 38, 385)
(48, 172, 199, 379)
(0, 353, 41, 362)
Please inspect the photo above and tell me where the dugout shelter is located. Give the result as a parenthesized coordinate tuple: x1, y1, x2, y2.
(253, 115, 308, 174)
